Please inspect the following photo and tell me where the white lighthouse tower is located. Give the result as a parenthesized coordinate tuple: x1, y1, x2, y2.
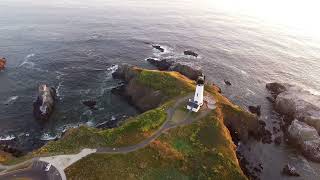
(187, 74, 205, 112)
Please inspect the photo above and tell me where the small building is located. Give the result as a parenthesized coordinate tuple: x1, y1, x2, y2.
(187, 74, 205, 112)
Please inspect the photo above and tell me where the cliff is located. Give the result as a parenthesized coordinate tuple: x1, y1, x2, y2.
(3, 65, 265, 179)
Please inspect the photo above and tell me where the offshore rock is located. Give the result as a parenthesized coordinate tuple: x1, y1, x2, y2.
(224, 80, 232, 86)
(82, 100, 97, 110)
(146, 58, 173, 71)
(152, 45, 165, 52)
(282, 164, 300, 177)
(147, 58, 202, 80)
(184, 50, 198, 57)
(248, 105, 261, 116)
(0, 57, 6, 70)
(33, 84, 56, 121)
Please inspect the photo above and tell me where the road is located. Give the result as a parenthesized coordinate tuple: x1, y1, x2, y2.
(0, 94, 214, 180)
(0, 160, 62, 180)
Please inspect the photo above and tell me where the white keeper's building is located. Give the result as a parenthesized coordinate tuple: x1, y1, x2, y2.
(187, 74, 205, 112)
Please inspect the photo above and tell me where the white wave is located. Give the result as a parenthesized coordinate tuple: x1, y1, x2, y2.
(152, 45, 173, 57)
(0, 135, 16, 141)
(56, 81, 63, 99)
(144, 57, 160, 61)
(95, 121, 107, 128)
(107, 64, 118, 74)
(228, 65, 248, 76)
(111, 115, 116, 121)
(4, 96, 18, 105)
(19, 53, 35, 67)
(86, 120, 95, 127)
(40, 133, 57, 141)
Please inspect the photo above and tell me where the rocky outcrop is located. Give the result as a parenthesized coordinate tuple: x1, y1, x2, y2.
(82, 100, 97, 110)
(152, 45, 164, 52)
(147, 58, 202, 80)
(0, 140, 24, 158)
(222, 104, 267, 143)
(112, 64, 138, 82)
(224, 80, 232, 86)
(0, 57, 6, 70)
(282, 164, 300, 176)
(33, 84, 56, 121)
(266, 82, 287, 96)
(146, 58, 173, 71)
(266, 83, 320, 133)
(112, 64, 167, 112)
(267, 82, 320, 162)
(184, 50, 198, 57)
(248, 105, 261, 116)
(288, 120, 320, 162)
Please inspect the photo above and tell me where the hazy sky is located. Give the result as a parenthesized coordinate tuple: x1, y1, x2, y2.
(2, 0, 320, 36)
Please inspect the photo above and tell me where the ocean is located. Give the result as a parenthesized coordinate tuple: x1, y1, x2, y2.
(0, 0, 320, 179)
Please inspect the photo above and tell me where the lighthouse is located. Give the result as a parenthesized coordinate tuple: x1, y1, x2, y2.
(187, 74, 205, 112)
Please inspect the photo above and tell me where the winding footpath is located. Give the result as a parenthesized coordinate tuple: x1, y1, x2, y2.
(0, 94, 214, 180)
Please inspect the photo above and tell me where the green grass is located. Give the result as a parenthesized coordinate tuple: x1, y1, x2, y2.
(136, 70, 194, 98)
(35, 106, 167, 155)
(65, 110, 247, 180)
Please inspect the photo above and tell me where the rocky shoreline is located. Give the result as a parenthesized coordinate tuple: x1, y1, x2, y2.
(266, 82, 320, 162)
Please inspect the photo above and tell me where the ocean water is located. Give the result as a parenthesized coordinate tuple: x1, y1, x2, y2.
(0, 0, 320, 179)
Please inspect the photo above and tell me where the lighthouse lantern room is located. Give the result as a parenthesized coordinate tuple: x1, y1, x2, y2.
(187, 74, 205, 112)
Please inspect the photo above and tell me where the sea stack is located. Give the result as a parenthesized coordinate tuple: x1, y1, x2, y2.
(33, 84, 56, 121)
(0, 57, 6, 70)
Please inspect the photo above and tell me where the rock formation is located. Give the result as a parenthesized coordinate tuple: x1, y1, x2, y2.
(248, 105, 261, 116)
(146, 58, 173, 71)
(152, 45, 165, 52)
(33, 84, 56, 121)
(266, 82, 320, 132)
(267, 82, 320, 162)
(82, 100, 97, 110)
(112, 64, 167, 112)
(282, 164, 300, 176)
(288, 120, 320, 162)
(0, 57, 6, 70)
(147, 58, 202, 80)
(224, 80, 232, 86)
(184, 50, 198, 57)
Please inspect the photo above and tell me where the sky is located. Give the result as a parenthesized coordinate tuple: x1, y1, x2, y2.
(2, 0, 320, 37)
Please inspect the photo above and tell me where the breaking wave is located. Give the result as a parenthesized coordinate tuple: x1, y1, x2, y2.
(0, 135, 16, 141)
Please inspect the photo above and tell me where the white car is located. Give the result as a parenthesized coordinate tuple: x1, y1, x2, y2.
(45, 163, 52, 172)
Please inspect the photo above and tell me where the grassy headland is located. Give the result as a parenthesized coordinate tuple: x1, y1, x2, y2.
(2, 66, 256, 180)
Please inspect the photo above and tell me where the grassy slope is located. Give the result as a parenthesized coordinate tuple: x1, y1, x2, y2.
(65, 69, 249, 180)
(65, 110, 246, 180)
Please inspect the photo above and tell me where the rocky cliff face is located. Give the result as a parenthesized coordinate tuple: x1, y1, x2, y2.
(267, 82, 320, 162)
(33, 84, 56, 121)
(112, 64, 167, 112)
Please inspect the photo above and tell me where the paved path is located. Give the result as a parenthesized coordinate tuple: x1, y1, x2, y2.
(0, 94, 214, 180)
(0, 160, 62, 180)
